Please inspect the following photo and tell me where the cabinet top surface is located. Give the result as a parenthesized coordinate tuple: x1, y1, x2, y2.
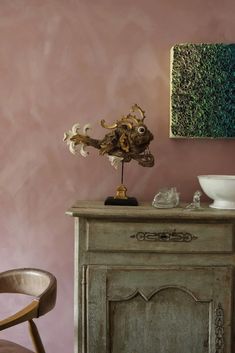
(66, 200, 235, 220)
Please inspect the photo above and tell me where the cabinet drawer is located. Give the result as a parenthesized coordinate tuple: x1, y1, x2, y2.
(86, 220, 233, 253)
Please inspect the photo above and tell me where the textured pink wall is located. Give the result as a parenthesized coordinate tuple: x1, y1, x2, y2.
(1, 0, 235, 351)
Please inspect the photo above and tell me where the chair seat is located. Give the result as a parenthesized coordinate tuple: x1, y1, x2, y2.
(0, 339, 34, 353)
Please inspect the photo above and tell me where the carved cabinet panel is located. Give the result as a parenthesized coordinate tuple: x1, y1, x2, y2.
(66, 202, 235, 353)
(86, 266, 232, 353)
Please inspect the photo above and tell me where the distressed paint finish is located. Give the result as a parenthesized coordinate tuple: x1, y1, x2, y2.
(109, 288, 210, 353)
(86, 219, 233, 253)
(67, 202, 235, 353)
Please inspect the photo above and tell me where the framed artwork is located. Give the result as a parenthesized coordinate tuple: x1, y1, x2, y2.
(170, 43, 235, 138)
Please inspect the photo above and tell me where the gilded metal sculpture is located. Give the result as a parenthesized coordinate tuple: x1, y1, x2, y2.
(64, 104, 154, 167)
(64, 104, 154, 205)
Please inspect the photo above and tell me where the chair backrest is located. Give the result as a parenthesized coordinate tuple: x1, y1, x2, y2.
(0, 268, 57, 317)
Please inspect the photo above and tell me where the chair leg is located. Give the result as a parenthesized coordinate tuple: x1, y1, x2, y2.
(28, 319, 46, 353)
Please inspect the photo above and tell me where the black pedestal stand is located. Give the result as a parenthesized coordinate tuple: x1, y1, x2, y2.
(104, 162, 138, 206)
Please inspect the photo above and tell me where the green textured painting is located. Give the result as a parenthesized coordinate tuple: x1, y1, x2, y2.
(170, 43, 235, 138)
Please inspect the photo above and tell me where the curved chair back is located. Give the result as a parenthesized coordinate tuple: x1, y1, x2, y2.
(0, 268, 57, 353)
(0, 268, 56, 317)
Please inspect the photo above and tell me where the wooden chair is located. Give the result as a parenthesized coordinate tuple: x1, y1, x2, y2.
(0, 268, 57, 353)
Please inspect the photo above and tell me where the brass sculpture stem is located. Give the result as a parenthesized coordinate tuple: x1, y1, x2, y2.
(114, 162, 128, 199)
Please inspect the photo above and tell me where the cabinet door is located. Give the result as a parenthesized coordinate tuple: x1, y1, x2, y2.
(84, 266, 232, 353)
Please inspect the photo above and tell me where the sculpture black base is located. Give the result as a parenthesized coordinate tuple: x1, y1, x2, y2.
(104, 197, 138, 206)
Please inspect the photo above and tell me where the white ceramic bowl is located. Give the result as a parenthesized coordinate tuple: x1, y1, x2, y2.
(198, 175, 235, 209)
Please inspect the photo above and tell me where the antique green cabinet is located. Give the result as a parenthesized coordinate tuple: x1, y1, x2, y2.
(66, 201, 235, 353)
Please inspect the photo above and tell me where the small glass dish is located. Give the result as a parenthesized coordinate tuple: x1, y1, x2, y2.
(152, 187, 180, 209)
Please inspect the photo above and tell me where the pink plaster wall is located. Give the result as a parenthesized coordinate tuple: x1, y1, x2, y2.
(0, 0, 235, 351)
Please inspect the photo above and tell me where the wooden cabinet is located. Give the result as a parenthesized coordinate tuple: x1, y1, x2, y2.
(66, 201, 235, 353)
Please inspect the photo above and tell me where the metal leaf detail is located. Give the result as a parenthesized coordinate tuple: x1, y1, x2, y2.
(215, 303, 224, 353)
(130, 230, 198, 242)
